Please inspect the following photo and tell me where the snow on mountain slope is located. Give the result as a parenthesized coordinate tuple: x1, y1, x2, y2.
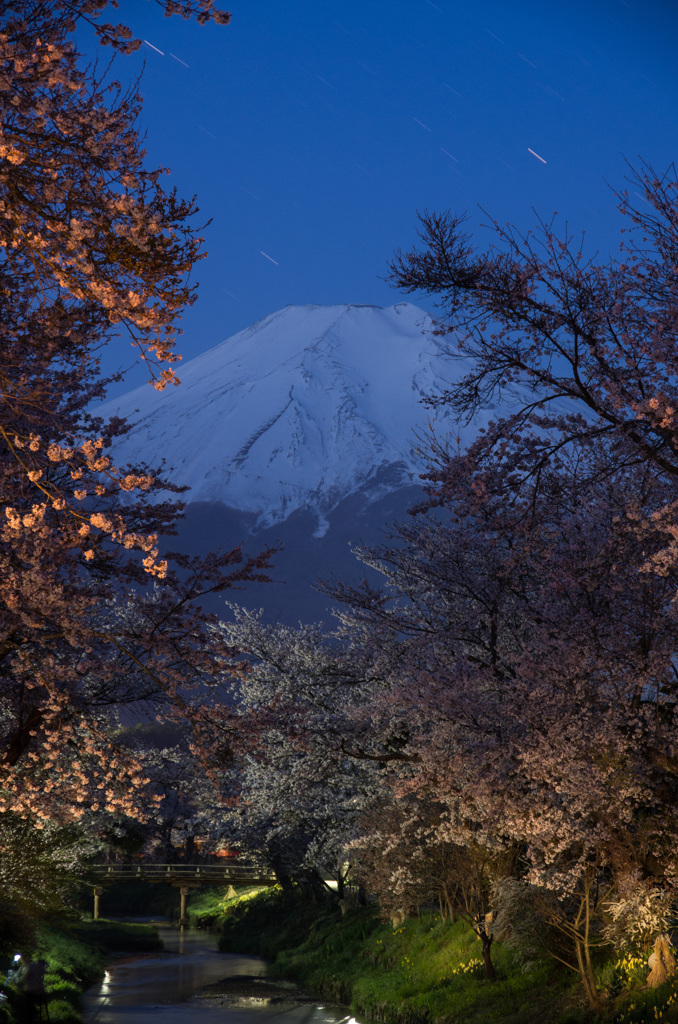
(96, 302, 485, 536)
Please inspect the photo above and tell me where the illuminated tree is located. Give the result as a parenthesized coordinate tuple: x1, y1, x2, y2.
(0, 1, 273, 825)
(216, 608, 381, 895)
(329, 446, 678, 1007)
(331, 168, 678, 1008)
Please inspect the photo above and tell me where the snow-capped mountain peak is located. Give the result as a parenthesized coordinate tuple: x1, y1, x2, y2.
(96, 302, 474, 536)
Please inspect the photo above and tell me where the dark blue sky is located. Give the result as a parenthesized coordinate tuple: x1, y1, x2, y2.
(95, 0, 678, 392)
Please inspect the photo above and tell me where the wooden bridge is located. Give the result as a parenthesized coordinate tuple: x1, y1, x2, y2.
(89, 862, 277, 924)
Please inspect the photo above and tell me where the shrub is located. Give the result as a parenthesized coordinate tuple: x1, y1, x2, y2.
(46, 998, 81, 1024)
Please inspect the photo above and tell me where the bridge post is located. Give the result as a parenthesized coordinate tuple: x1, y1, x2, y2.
(179, 886, 190, 927)
(93, 886, 103, 921)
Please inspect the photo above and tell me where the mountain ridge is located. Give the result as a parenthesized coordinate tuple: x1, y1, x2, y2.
(97, 302, 474, 538)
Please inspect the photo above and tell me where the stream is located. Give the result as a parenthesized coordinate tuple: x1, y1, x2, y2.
(83, 924, 352, 1024)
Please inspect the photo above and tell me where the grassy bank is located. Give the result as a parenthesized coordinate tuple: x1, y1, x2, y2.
(179, 884, 271, 931)
(217, 887, 678, 1024)
(0, 920, 161, 1024)
(92, 880, 262, 929)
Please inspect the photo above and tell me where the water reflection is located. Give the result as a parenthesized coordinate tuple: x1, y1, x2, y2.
(83, 925, 347, 1024)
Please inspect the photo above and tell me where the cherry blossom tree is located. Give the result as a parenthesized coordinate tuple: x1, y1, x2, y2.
(315, 169, 678, 1007)
(118, 738, 226, 861)
(212, 452, 678, 1006)
(387, 162, 678, 573)
(0, 812, 92, 951)
(382, 162, 678, 866)
(159, 164, 678, 1009)
(327, 451, 678, 1007)
(0, 0, 274, 829)
(350, 792, 514, 980)
(214, 607, 383, 896)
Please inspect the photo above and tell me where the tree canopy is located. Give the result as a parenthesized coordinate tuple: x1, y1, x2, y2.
(218, 165, 678, 1010)
(0, 0, 272, 826)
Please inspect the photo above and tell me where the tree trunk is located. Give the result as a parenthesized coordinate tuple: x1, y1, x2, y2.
(301, 868, 327, 901)
(441, 882, 456, 922)
(574, 937, 602, 1011)
(269, 852, 294, 892)
(479, 931, 496, 981)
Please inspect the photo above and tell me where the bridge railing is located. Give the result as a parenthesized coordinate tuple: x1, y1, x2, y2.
(89, 862, 277, 882)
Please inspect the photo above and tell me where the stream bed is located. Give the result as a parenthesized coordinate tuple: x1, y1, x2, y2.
(83, 924, 351, 1024)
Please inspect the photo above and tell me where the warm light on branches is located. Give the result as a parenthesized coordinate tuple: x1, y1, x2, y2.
(0, 2, 273, 827)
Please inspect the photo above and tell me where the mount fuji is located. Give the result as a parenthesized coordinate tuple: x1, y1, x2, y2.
(97, 302, 494, 622)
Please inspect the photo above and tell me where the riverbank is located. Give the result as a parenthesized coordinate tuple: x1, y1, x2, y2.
(217, 888, 571, 1023)
(0, 920, 162, 1024)
(214, 886, 678, 1024)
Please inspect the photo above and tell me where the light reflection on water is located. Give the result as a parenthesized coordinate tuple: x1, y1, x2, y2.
(83, 924, 349, 1024)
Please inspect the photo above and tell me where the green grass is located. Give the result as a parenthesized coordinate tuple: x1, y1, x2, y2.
(218, 885, 328, 960)
(0, 925, 101, 1024)
(36, 924, 105, 987)
(608, 967, 678, 1023)
(274, 904, 573, 1024)
(183, 884, 274, 932)
(91, 880, 266, 929)
(38, 921, 160, 1023)
(219, 889, 678, 1024)
(67, 919, 163, 953)
(0, 919, 162, 1024)
(182, 884, 240, 929)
